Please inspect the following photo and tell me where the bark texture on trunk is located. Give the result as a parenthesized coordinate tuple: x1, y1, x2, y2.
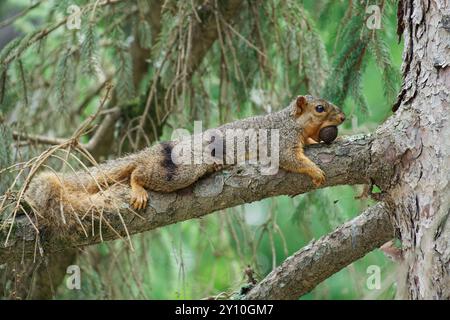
(388, 0, 449, 299)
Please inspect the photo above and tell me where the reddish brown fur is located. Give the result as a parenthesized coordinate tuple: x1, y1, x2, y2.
(26, 95, 345, 222)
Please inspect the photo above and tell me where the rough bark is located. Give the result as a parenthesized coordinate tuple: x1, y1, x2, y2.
(243, 202, 394, 300)
(1, 134, 385, 264)
(384, 0, 450, 299)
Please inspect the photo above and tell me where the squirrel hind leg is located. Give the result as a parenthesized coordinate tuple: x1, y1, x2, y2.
(130, 173, 148, 210)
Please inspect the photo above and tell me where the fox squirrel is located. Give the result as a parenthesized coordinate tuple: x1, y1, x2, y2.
(25, 95, 345, 229)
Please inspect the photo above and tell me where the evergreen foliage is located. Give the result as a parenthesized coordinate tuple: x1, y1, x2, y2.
(0, 0, 401, 299)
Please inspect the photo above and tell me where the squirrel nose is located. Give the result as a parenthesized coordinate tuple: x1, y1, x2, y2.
(339, 114, 346, 122)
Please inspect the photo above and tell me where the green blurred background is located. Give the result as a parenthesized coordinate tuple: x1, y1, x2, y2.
(0, 0, 402, 299)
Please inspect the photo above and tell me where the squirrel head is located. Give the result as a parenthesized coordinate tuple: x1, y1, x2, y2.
(291, 95, 346, 142)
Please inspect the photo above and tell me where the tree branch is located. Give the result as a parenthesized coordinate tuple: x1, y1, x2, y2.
(84, 107, 122, 159)
(242, 202, 394, 300)
(2, 0, 247, 298)
(0, 134, 380, 264)
(12, 131, 67, 146)
(88, 0, 246, 158)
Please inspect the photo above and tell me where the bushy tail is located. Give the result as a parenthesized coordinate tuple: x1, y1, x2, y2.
(25, 158, 137, 232)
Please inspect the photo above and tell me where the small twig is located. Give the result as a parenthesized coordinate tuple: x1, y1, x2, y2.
(0, 1, 44, 30)
(12, 131, 67, 146)
(71, 82, 113, 140)
(75, 74, 114, 115)
(1, 0, 126, 66)
(220, 17, 268, 59)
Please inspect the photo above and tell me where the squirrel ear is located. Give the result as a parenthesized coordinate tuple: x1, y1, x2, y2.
(294, 96, 307, 117)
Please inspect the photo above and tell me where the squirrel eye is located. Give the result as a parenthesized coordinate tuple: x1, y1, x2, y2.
(315, 105, 325, 113)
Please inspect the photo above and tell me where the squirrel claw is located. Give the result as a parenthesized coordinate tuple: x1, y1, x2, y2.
(130, 189, 148, 210)
(311, 169, 326, 187)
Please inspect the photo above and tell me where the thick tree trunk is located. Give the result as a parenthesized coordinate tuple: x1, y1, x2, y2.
(387, 0, 449, 299)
